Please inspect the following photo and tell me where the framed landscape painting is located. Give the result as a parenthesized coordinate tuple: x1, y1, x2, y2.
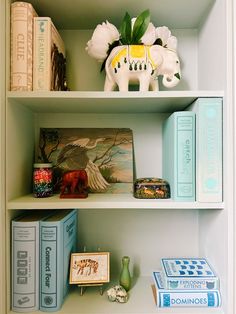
(37, 128, 133, 193)
(70, 252, 110, 284)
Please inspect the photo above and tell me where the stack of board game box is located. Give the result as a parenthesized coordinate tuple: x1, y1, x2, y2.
(153, 258, 221, 308)
(12, 209, 77, 312)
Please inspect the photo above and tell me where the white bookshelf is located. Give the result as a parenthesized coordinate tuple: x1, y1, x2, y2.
(1, 0, 235, 314)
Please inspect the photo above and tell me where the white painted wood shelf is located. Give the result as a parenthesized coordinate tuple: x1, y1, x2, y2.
(7, 194, 224, 210)
(7, 91, 224, 113)
(8, 277, 224, 314)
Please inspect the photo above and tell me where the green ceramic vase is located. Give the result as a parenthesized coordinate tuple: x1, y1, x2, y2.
(119, 256, 131, 291)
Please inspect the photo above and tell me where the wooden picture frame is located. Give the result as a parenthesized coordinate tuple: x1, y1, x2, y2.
(69, 252, 110, 284)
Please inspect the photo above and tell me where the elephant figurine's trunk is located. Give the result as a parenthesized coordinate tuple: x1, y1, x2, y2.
(162, 72, 181, 88)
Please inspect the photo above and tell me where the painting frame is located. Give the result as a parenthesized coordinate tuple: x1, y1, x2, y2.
(69, 252, 110, 285)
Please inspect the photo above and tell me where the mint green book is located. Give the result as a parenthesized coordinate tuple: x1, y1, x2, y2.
(187, 98, 222, 202)
(40, 209, 77, 312)
(162, 112, 196, 201)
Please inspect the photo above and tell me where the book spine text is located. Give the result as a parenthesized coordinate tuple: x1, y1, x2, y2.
(11, 2, 37, 91)
(33, 18, 51, 90)
(176, 115, 195, 200)
(197, 98, 222, 202)
(165, 277, 219, 290)
(12, 223, 39, 312)
(158, 290, 221, 307)
(163, 112, 195, 201)
(40, 225, 58, 310)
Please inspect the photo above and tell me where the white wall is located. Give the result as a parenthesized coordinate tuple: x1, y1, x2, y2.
(198, 0, 226, 90)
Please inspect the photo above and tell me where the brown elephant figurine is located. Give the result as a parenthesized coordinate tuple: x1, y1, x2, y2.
(60, 169, 88, 198)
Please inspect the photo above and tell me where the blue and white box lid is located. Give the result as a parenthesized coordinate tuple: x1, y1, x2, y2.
(161, 258, 217, 278)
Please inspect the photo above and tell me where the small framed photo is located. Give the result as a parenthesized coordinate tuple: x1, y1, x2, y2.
(70, 252, 110, 284)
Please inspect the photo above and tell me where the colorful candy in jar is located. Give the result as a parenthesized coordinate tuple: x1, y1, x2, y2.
(33, 163, 53, 197)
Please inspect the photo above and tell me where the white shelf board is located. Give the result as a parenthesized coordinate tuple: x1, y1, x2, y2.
(7, 91, 224, 113)
(9, 277, 224, 314)
(27, 0, 215, 30)
(7, 194, 224, 210)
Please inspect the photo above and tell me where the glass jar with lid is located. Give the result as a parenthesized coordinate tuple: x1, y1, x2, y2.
(33, 163, 53, 198)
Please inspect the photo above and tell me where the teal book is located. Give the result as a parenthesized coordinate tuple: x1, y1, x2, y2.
(40, 209, 77, 312)
(187, 98, 223, 202)
(162, 112, 195, 201)
(12, 211, 51, 312)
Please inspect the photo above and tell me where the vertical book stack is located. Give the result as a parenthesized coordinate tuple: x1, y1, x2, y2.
(12, 209, 77, 312)
(10, 1, 68, 91)
(162, 97, 223, 202)
(153, 258, 221, 308)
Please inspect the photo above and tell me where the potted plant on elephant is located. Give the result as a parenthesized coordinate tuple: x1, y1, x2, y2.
(86, 10, 181, 92)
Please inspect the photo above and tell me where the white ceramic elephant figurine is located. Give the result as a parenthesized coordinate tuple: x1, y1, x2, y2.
(104, 45, 181, 91)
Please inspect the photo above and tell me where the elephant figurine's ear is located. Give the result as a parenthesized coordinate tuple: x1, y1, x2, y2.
(155, 26, 178, 51)
(156, 26, 171, 47)
(167, 36, 177, 50)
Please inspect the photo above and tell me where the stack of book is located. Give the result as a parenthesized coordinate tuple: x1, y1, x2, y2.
(153, 258, 221, 308)
(12, 209, 77, 312)
(162, 97, 223, 202)
(10, 1, 68, 91)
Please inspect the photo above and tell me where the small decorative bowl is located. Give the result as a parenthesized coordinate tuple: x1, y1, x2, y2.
(134, 177, 170, 199)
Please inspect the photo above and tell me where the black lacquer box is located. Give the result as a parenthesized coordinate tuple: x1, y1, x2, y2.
(134, 178, 170, 199)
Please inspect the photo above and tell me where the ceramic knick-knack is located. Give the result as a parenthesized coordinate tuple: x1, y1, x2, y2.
(119, 256, 131, 291)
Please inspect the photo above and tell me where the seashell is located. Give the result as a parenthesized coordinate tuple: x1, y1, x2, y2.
(107, 285, 128, 303)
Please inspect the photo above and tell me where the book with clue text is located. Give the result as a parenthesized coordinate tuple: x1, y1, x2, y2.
(10, 1, 38, 91)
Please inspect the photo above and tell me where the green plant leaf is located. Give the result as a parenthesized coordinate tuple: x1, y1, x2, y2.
(131, 9, 150, 44)
(120, 12, 132, 44)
